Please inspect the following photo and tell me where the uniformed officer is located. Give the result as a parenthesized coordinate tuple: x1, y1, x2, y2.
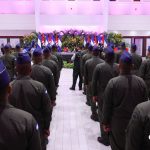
(42, 47, 59, 87)
(0, 44, 16, 81)
(8, 53, 52, 150)
(81, 45, 93, 96)
(70, 47, 82, 90)
(31, 48, 56, 106)
(84, 46, 104, 121)
(92, 47, 119, 146)
(114, 42, 126, 63)
(102, 51, 148, 150)
(51, 45, 63, 70)
(47, 45, 59, 65)
(130, 44, 142, 76)
(13, 44, 22, 58)
(126, 101, 150, 150)
(51, 45, 63, 86)
(139, 46, 150, 98)
(0, 61, 42, 150)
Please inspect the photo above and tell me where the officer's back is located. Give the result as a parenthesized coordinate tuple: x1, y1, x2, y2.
(126, 101, 150, 150)
(42, 57, 59, 87)
(31, 48, 56, 103)
(51, 45, 63, 71)
(0, 44, 16, 81)
(84, 46, 104, 84)
(139, 46, 150, 81)
(0, 61, 41, 150)
(131, 44, 142, 76)
(81, 45, 93, 75)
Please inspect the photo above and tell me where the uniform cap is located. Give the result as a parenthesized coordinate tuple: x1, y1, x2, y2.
(120, 51, 132, 64)
(16, 44, 21, 49)
(104, 47, 114, 55)
(92, 46, 99, 52)
(4, 44, 10, 50)
(131, 44, 137, 50)
(33, 48, 42, 56)
(0, 61, 10, 89)
(43, 47, 50, 53)
(17, 52, 31, 64)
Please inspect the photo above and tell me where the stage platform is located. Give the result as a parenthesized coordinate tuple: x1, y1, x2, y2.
(60, 52, 74, 62)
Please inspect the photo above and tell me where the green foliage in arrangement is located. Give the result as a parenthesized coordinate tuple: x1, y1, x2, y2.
(62, 35, 84, 51)
(107, 32, 123, 46)
(63, 61, 74, 68)
(23, 32, 38, 46)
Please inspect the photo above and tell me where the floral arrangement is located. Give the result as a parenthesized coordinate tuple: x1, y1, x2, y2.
(22, 30, 123, 51)
(23, 32, 38, 47)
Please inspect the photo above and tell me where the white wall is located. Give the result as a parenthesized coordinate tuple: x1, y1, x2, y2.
(38, 15, 104, 32)
(0, 14, 35, 33)
(0, 2, 150, 36)
(108, 15, 150, 36)
(0, 30, 35, 36)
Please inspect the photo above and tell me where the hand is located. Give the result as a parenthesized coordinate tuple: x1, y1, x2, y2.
(103, 124, 111, 133)
(93, 96, 98, 102)
(43, 129, 50, 138)
(51, 101, 56, 107)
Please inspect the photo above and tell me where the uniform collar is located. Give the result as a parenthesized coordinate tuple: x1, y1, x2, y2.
(92, 56, 99, 58)
(16, 75, 31, 80)
(33, 63, 42, 66)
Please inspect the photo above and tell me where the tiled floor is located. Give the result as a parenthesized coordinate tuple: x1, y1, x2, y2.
(47, 69, 111, 150)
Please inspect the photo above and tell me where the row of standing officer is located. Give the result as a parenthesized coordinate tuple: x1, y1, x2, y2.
(81, 42, 150, 150)
(0, 43, 63, 150)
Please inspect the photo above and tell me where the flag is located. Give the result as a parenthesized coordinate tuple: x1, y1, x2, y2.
(94, 35, 98, 45)
(83, 36, 86, 47)
(51, 34, 55, 46)
(90, 35, 94, 46)
(97, 35, 102, 44)
(58, 35, 62, 47)
(45, 34, 49, 46)
(101, 34, 107, 47)
(104, 34, 108, 47)
(41, 33, 45, 46)
(57, 46, 62, 52)
(87, 35, 91, 43)
(37, 34, 42, 48)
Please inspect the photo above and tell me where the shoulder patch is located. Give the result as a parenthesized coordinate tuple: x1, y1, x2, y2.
(45, 90, 48, 94)
(36, 124, 39, 131)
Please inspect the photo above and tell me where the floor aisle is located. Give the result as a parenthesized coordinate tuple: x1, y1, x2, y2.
(47, 69, 111, 150)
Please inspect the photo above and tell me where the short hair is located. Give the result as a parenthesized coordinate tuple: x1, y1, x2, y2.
(16, 63, 31, 76)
